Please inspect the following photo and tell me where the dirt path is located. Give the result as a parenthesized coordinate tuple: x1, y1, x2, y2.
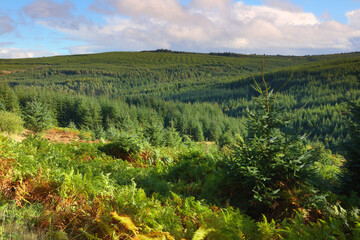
(6, 128, 99, 144)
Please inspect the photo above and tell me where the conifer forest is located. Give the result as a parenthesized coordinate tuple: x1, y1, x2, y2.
(0, 51, 360, 239)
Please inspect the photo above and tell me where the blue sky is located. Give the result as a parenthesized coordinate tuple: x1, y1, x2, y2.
(0, 0, 359, 58)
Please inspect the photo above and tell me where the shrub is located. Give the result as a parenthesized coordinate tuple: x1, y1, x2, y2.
(165, 148, 219, 198)
(100, 134, 142, 159)
(67, 121, 77, 129)
(0, 111, 24, 134)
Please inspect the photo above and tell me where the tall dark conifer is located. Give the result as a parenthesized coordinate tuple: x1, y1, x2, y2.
(0, 83, 19, 112)
(342, 102, 360, 194)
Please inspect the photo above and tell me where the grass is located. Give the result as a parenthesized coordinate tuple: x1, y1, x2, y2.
(0, 202, 47, 240)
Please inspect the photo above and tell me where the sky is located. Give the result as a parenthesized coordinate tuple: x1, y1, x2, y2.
(0, 0, 359, 58)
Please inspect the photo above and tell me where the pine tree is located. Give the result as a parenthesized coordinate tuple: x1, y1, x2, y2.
(163, 121, 182, 147)
(217, 130, 235, 148)
(143, 121, 164, 147)
(342, 102, 360, 194)
(226, 64, 313, 217)
(23, 100, 54, 133)
(0, 83, 20, 112)
(207, 121, 221, 142)
(192, 122, 204, 142)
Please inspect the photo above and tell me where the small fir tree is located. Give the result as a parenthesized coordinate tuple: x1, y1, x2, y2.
(143, 121, 164, 147)
(163, 121, 182, 147)
(23, 100, 54, 133)
(227, 64, 313, 217)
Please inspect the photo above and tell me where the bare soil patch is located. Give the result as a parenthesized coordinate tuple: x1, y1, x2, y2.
(5, 128, 99, 144)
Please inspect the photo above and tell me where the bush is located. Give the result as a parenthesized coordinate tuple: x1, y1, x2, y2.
(0, 111, 24, 134)
(100, 134, 142, 159)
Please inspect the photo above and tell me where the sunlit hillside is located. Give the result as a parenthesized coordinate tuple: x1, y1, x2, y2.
(0, 51, 360, 239)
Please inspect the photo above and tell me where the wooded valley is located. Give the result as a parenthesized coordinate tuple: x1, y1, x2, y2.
(0, 51, 359, 239)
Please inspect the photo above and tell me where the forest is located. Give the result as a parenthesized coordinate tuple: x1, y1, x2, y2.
(0, 51, 359, 239)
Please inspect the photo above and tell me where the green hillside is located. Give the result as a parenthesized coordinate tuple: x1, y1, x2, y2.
(0, 51, 337, 98)
(0, 51, 360, 239)
(1, 51, 359, 152)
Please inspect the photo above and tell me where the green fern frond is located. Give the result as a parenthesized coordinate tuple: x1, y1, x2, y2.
(137, 235, 163, 240)
(80, 228, 102, 240)
(96, 218, 117, 238)
(110, 212, 139, 232)
(141, 231, 175, 240)
(192, 226, 215, 240)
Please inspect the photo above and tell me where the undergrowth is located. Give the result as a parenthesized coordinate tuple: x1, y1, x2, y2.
(0, 132, 358, 239)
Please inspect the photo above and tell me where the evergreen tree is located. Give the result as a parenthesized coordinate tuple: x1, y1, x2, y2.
(143, 121, 164, 147)
(100, 101, 120, 129)
(23, 100, 54, 133)
(342, 102, 360, 194)
(217, 130, 235, 148)
(192, 122, 204, 142)
(0, 83, 19, 112)
(73, 98, 101, 131)
(163, 121, 182, 147)
(225, 68, 313, 218)
(207, 121, 221, 142)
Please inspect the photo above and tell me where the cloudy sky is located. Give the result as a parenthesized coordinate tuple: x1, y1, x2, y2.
(0, 0, 359, 58)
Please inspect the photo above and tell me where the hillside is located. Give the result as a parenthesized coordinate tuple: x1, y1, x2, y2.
(1, 51, 359, 152)
(0, 51, 360, 239)
(1, 51, 358, 98)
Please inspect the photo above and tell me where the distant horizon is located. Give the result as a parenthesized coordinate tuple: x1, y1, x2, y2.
(1, 49, 360, 60)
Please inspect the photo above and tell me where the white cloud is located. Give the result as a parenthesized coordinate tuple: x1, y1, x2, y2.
(21, 0, 360, 55)
(189, 0, 231, 11)
(0, 47, 57, 58)
(233, 2, 318, 26)
(94, 0, 187, 21)
(346, 9, 360, 27)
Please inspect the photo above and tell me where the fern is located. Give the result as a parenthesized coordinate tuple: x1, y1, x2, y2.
(137, 232, 175, 240)
(192, 226, 215, 240)
(80, 228, 103, 240)
(110, 212, 139, 234)
(257, 215, 281, 239)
